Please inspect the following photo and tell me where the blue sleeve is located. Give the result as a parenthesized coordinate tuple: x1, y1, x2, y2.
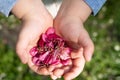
(84, 0, 107, 15)
(0, 0, 17, 17)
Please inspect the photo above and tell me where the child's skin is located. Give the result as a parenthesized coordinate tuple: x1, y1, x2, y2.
(52, 0, 94, 79)
(12, 0, 53, 75)
(12, 0, 94, 80)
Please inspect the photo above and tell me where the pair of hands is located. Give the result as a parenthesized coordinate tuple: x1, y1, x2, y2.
(12, 0, 94, 80)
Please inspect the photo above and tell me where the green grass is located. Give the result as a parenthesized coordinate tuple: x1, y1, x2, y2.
(0, 0, 120, 80)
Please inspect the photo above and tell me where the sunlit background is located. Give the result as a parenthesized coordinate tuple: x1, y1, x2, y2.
(0, 0, 120, 80)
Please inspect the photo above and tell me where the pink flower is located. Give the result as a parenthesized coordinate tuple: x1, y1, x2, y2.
(29, 27, 71, 66)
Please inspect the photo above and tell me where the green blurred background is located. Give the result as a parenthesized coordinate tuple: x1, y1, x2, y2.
(0, 0, 120, 80)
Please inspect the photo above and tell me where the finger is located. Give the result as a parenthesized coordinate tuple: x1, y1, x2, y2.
(53, 68, 64, 78)
(27, 56, 50, 75)
(48, 63, 63, 78)
(78, 30, 94, 61)
(37, 66, 50, 75)
(82, 38, 94, 61)
(48, 63, 63, 72)
(50, 74, 58, 80)
(52, 66, 71, 79)
(16, 38, 29, 64)
(61, 65, 72, 74)
(48, 65, 55, 72)
(53, 60, 72, 78)
(52, 66, 71, 78)
(70, 47, 83, 59)
(63, 55, 85, 80)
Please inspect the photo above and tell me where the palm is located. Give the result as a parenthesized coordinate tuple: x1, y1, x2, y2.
(16, 14, 53, 75)
(53, 16, 94, 79)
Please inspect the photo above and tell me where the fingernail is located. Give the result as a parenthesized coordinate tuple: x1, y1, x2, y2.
(58, 76, 61, 78)
(87, 54, 92, 62)
(21, 56, 27, 64)
(52, 76, 57, 80)
(49, 72, 52, 75)
(24, 53, 28, 63)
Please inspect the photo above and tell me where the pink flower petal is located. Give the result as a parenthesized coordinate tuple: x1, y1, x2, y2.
(29, 47, 38, 56)
(38, 37, 45, 47)
(46, 42, 54, 48)
(30, 27, 72, 66)
(32, 57, 40, 65)
(47, 34, 61, 41)
(39, 51, 50, 61)
(61, 59, 70, 66)
(42, 33, 47, 42)
(44, 54, 53, 64)
(46, 27, 55, 35)
(43, 52, 59, 65)
(60, 48, 71, 60)
(51, 59, 60, 65)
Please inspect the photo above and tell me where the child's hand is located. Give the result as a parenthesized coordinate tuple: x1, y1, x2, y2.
(49, 48, 85, 80)
(12, 0, 53, 75)
(54, 17, 94, 62)
(53, 18, 94, 80)
(51, 0, 94, 79)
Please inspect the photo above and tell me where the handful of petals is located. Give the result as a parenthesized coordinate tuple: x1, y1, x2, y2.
(29, 27, 71, 67)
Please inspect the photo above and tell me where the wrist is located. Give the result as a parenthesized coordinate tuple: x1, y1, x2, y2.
(11, 0, 44, 20)
(60, 0, 92, 22)
(11, 0, 31, 19)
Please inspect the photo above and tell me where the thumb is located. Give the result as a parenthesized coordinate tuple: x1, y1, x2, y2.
(16, 38, 29, 64)
(78, 30, 94, 61)
(83, 39, 94, 61)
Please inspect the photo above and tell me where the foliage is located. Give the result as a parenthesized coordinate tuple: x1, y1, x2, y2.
(0, 0, 120, 80)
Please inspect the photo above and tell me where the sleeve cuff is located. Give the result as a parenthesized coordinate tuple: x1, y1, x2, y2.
(84, 0, 107, 16)
(0, 0, 17, 17)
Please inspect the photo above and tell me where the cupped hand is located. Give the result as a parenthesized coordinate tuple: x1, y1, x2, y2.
(54, 16, 94, 62)
(15, 0, 53, 75)
(49, 47, 85, 80)
(52, 16, 93, 80)
(51, 0, 94, 79)
(13, 0, 94, 79)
